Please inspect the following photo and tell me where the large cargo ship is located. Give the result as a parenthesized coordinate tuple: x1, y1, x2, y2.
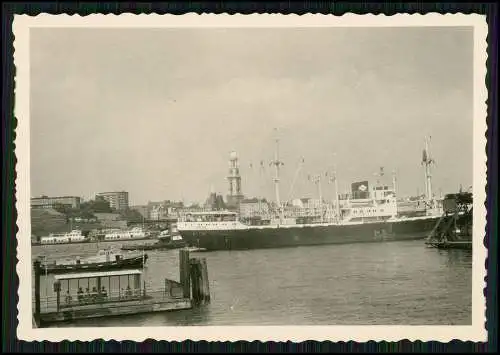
(178, 135, 444, 251)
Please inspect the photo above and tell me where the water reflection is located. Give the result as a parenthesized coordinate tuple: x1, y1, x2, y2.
(437, 249, 473, 268)
(161, 304, 213, 326)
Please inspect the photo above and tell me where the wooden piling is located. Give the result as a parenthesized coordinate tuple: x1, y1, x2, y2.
(190, 259, 201, 304)
(179, 249, 191, 298)
(33, 260, 41, 317)
(199, 258, 210, 303)
(189, 257, 210, 305)
(54, 281, 61, 312)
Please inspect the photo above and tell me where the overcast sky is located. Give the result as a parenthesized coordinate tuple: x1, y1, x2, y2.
(30, 27, 473, 206)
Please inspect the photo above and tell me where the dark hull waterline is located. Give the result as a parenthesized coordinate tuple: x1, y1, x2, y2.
(179, 217, 441, 251)
(425, 241, 472, 250)
(121, 241, 186, 251)
(41, 255, 148, 275)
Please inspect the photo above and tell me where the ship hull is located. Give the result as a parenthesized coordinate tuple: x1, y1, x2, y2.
(121, 240, 186, 251)
(42, 255, 148, 275)
(425, 241, 472, 250)
(178, 217, 440, 251)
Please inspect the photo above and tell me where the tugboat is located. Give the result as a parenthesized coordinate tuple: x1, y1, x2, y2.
(39, 248, 148, 275)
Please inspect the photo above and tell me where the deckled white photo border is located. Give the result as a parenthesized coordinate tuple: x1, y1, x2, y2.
(13, 13, 488, 343)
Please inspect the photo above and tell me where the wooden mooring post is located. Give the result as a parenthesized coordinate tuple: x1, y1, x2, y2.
(189, 257, 211, 305)
(33, 260, 41, 318)
(179, 249, 191, 298)
(178, 249, 211, 305)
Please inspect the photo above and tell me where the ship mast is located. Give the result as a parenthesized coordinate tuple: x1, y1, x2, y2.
(311, 174, 323, 222)
(270, 131, 284, 223)
(333, 166, 340, 221)
(422, 136, 435, 203)
(392, 169, 397, 196)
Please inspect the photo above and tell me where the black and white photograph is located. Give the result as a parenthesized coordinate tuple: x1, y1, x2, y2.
(14, 13, 487, 342)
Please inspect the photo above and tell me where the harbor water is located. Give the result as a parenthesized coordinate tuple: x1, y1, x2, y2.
(32, 239, 472, 326)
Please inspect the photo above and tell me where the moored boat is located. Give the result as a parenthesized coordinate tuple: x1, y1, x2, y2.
(425, 191, 473, 250)
(177, 135, 444, 251)
(120, 236, 187, 251)
(40, 230, 89, 245)
(120, 224, 187, 251)
(103, 227, 150, 242)
(39, 248, 148, 274)
(177, 211, 441, 251)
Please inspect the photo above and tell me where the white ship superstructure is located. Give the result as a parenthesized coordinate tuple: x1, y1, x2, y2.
(104, 227, 147, 241)
(41, 230, 86, 244)
(177, 211, 248, 231)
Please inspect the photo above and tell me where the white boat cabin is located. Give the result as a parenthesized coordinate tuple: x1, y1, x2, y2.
(104, 227, 146, 241)
(40, 230, 86, 244)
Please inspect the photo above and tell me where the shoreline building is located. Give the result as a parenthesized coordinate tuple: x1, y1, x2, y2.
(96, 191, 129, 211)
(226, 151, 244, 210)
(31, 195, 81, 209)
(205, 191, 226, 211)
(148, 200, 184, 220)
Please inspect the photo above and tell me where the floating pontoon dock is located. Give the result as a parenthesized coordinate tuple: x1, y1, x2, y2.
(33, 249, 210, 326)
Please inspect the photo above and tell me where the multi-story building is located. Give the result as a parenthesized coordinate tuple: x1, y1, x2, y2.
(148, 201, 184, 220)
(96, 191, 129, 211)
(31, 195, 81, 209)
(149, 204, 167, 220)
